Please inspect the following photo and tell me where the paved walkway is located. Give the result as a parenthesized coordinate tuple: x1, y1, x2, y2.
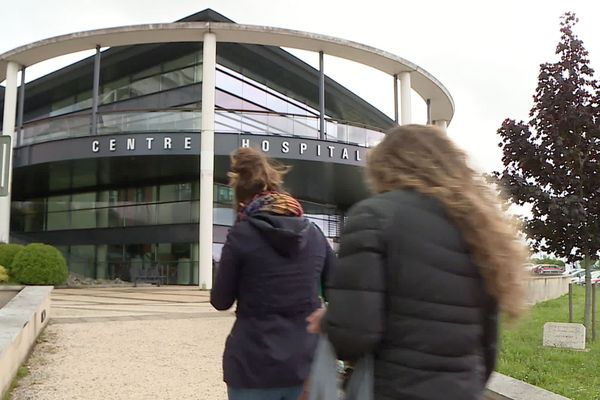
(10, 287, 234, 400)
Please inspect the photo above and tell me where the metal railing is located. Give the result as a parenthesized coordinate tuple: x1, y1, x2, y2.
(16, 109, 386, 148)
(95, 260, 199, 285)
(12, 199, 231, 231)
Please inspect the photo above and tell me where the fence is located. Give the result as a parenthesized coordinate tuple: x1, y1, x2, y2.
(526, 275, 570, 305)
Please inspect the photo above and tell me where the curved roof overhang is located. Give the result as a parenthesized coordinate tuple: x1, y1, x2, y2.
(0, 22, 454, 123)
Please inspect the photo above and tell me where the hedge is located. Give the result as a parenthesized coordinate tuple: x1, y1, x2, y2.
(11, 243, 68, 285)
(0, 243, 24, 273)
(0, 265, 8, 283)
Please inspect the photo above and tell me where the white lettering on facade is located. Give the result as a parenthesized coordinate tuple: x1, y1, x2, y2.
(342, 148, 349, 160)
(299, 142, 308, 155)
(90, 136, 363, 164)
(261, 140, 270, 152)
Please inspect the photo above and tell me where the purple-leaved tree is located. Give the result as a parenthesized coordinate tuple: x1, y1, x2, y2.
(494, 13, 600, 336)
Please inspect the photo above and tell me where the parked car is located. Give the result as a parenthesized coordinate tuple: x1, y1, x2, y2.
(532, 264, 565, 275)
(575, 270, 600, 285)
(523, 263, 537, 272)
(565, 269, 585, 284)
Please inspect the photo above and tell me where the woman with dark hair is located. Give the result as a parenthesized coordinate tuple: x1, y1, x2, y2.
(307, 125, 527, 400)
(211, 147, 333, 400)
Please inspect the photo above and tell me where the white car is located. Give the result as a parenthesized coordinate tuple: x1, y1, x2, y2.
(574, 270, 600, 285)
(523, 263, 537, 272)
(564, 269, 585, 283)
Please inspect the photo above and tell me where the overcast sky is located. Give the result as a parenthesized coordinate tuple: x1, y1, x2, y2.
(1, 0, 599, 173)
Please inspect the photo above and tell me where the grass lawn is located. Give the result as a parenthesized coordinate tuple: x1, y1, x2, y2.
(498, 285, 600, 400)
(2, 366, 28, 400)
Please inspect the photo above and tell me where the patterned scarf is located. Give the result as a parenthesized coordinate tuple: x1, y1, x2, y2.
(240, 191, 304, 219)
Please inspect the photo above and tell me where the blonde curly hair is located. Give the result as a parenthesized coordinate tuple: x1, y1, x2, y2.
(367, 125, 527, 320)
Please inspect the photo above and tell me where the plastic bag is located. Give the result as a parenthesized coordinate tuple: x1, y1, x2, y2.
(345, 354, 373, 400)
(308, 335, 373, 400)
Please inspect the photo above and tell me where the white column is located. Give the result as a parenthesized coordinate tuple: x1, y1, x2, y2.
(434, 120, 448, 130)
(318, 51, 325, 139)
(399, 71, 412, 125)
(199, 32, 216, 289)
(192, 242, 199, 285)
(0, 61, 20, 244)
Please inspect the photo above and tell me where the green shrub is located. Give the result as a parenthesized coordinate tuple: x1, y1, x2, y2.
(0, 243, 24, 273)
(531, 256, 565, 267)
(11, 243, 68, 285)
(0, 265, 8, 283)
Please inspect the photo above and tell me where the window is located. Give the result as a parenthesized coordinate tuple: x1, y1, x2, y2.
(129, 75, 161, 97)
(70, 192, 96, 230)
(215, 185, 233, 204)
(163, 53, 199, 71)
(161, 66, 196, 90)
(69, 245, 96, 277)
(46, 195, 70, 231)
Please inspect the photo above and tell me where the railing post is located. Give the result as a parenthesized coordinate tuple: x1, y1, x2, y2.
(569, 283, 573, 323)
(593, 283, 597, 342)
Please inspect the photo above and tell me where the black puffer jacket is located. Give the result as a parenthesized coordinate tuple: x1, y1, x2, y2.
(323, 190, 499, 400)
(211, 213, 334, 389)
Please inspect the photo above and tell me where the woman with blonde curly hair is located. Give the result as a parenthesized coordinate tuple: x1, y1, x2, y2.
(211, 147, 334, 400)
(307, 124, 527, 400)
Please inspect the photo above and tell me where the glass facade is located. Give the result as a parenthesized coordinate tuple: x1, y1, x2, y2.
(11, 45, 375, 285)
(53, 242, 199, 285)
(45, 52, 203, 117)
(12, 182, 232, 232)
(19, 55, 385, 147)
(215, 66, 319, 117)
(11, 181, 342, 284)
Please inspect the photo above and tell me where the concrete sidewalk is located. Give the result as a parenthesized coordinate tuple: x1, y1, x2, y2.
(10, 287, 234, 400)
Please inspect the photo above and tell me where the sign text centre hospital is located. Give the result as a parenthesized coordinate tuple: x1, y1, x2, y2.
(90, 135, 365, 163)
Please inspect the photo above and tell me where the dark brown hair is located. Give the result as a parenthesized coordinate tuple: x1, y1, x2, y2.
(367, 124, 528, 320)
(228, 147, 291, 211)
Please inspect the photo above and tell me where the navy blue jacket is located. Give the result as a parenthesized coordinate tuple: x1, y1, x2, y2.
(211, 212, 334, 388)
